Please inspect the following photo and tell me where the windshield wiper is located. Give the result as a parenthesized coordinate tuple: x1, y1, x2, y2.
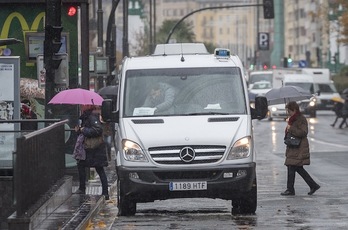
(185, 112, 230, 116)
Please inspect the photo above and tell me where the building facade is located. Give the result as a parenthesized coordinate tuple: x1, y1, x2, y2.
(89, 0, 345, 72)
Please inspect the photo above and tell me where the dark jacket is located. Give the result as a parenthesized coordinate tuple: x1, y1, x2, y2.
(79, 109, 108, 167)
(284, 113, 310, 166)
(342, 101, 348, 117)
(332, 102, 343, 117)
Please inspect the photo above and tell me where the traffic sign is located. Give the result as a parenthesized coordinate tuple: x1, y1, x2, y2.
(258, 32, 269, 50)
(299, 60, 307, 67)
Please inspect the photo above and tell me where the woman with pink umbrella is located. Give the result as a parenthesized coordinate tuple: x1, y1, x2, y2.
(73, 104, 109, 200)
(50, 88, 108, 199)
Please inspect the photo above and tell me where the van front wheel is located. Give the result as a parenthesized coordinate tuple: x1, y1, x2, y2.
(117, 179, 136, 216)
(231, 180, 257, 215)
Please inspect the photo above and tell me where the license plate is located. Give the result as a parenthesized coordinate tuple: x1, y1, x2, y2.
(169, 181, 207, 191)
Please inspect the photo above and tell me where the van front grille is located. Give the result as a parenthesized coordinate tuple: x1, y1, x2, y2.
(148, 145, 226, 165)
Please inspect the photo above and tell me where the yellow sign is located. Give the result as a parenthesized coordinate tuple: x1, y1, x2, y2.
(0, 12, 45, 48)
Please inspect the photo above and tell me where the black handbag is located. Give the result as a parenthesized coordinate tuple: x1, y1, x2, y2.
(284, 133, 301, 147)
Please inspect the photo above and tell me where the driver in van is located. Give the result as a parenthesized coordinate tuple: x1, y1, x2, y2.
(142, 82, 176, 113)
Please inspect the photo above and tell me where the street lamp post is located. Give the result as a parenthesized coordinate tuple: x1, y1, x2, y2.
(165, 4, 262, 44)
(123, 0, 129, 57)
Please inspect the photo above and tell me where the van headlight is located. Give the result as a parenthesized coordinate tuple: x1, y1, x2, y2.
(227, 137, 251, 160)
(122, 140, 148, 162)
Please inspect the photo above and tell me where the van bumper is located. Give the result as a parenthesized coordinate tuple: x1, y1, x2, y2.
(117, 162, 256, 203)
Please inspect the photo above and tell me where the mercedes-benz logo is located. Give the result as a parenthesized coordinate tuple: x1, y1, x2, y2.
(179, 147, 195, 163)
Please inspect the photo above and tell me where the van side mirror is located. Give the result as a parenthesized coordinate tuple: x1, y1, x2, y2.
(316, 90, 321, 96)
(252, 96, 268, 120)
(101, 99, 119, 122)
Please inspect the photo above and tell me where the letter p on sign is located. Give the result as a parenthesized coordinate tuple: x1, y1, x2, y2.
(258, 32, 269, 50)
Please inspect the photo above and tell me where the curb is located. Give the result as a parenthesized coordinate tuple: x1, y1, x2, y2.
(73, 179, 118, 230)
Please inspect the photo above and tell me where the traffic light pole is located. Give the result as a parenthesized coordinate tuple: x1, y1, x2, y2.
(44, 0, 62, 120)
(105, 0, 120, 85)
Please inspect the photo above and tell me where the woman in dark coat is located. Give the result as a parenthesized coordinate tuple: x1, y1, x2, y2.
(281, 101, 320, 196)
(73, 105, 109, 200)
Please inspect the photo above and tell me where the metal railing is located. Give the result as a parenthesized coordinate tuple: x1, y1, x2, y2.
(12, 119, 68, 216)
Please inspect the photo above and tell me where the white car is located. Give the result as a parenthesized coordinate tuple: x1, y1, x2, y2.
(249, 81, 272, 97)
(268, 98, 317, 121)
(268, 104, 287, 121)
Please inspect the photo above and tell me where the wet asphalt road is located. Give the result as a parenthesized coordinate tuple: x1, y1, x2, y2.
(89, 111, 348, 230)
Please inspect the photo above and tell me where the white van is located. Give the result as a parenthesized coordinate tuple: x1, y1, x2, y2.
(102, 44, 268, 216)
(285, 68, 340, 110)
(248, 70, 273, 90)
(281, 74, 316, 117)
(283, 73, 340, 110)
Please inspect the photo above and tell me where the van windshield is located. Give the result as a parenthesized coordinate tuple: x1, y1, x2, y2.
(123, 67, 246, 117)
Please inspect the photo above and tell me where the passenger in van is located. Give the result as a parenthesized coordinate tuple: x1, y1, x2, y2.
(143, 82, 176, 113)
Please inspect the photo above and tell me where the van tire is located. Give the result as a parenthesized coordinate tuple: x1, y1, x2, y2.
(117, 179, 136, 216)
(231, 179, 257, 215)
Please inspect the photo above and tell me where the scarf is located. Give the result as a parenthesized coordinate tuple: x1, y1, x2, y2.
(286, 111, 300, 133)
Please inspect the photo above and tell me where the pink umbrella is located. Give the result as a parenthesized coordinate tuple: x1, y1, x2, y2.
(48, 88, 104, 105)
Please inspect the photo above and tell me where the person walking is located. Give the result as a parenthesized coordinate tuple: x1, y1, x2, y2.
(73, 105, 109, 200)
(330, 101, 344, 127)
(281, 101, 320, 196)
(338, 99, 348, 129)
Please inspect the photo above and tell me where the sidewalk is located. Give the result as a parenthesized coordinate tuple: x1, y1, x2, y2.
(35, 151, 117, 230)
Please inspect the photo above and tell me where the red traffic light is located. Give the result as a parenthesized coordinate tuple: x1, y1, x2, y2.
(67, 6, 77, 17)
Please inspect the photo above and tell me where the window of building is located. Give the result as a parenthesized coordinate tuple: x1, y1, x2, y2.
(301, 27, 306, 36)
